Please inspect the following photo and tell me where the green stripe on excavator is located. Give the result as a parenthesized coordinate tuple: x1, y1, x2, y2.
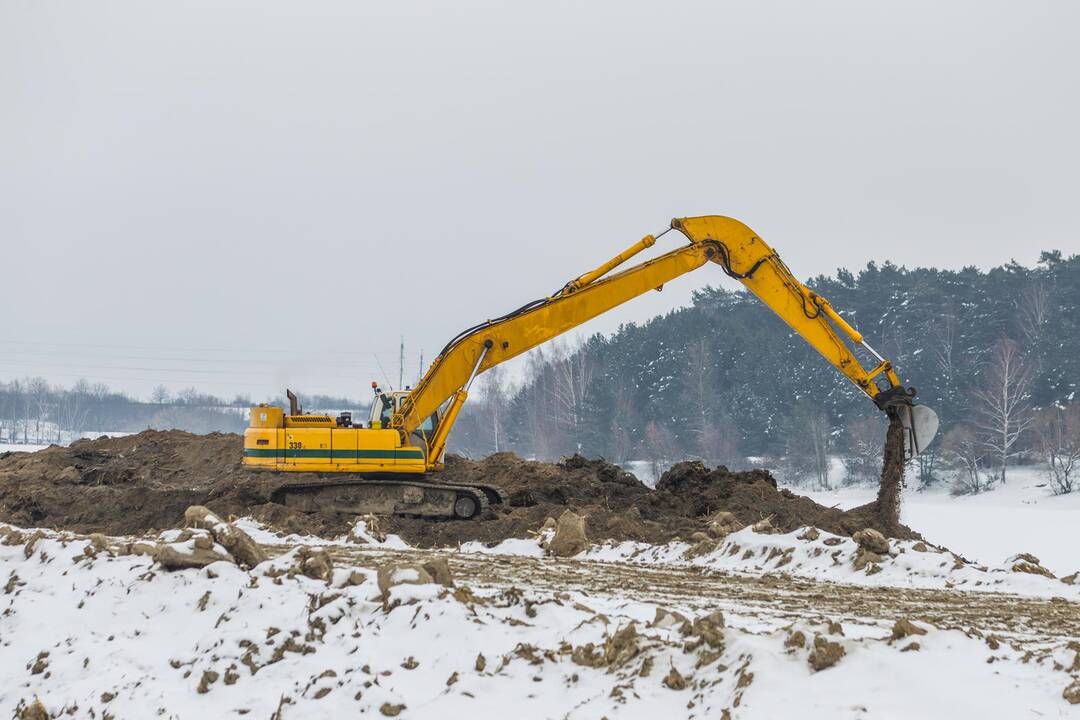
(244, 448, 424, 460)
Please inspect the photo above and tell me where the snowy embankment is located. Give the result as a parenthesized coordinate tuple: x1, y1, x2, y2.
(626, 458, 1080, 577)
(2, 521, 1079, 719)
(460, 523, 1080, 599)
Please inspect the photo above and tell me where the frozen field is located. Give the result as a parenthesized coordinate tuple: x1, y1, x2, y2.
(799, 466, 1080, 576)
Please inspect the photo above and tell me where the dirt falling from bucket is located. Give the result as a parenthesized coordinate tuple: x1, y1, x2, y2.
(876, 412, 907, 534)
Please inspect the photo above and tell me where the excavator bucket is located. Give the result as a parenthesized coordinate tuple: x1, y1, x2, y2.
(898, 404, 939, 460)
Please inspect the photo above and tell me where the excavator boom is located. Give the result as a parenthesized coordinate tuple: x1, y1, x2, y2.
(395, 237, 720, 439)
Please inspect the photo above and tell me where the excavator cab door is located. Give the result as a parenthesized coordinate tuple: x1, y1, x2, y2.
(369, 393, 404, 428)
(898, 404, 939, 461)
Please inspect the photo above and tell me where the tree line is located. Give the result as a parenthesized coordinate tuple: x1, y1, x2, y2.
(0, 380, 362, 445)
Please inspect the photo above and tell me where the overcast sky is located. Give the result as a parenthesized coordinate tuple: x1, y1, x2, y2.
(2, 0, 1078, 401)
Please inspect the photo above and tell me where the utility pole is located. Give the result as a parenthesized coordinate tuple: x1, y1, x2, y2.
(398, 336, 405, 390)
(418, 350, 425, 384)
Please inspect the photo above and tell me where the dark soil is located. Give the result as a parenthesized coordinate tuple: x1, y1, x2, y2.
(876, 413, 908, 535)
(0, 431, 273, 536)
(0, 429, 918, 546)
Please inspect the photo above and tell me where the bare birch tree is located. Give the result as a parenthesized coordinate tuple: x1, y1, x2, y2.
(806, 409, 831, 489)
(28, 377, 51, 444)
(478, 365, 510, 453)
(643, 420, 679, 483)
(514, 347, 564, 460)
(682, 337, 713, 455)
(972, 338, 1034, 484)
(3, 379, 24, 443)
(57, 387, 88, 443)
(548, 341, 594, 449)
(842, 415, 885, 484)
(1034, 404, 1080, 495)
(943, 424, 991, 495)
(916, 307, 959, 487)
(1015, 280, 1051, 348)
(20, 378, 33, 443)
(783, 403, 831, 489)
(151, 385, 171, 404)
(680, 338, 741, 467)
(702, 414, 741, 468)
(928, 308, 959, 411)
(608, 381, 636, 464)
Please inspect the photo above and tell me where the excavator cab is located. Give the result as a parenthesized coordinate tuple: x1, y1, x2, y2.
(369, 386, 438, 445)
(368, 387, 396, 428)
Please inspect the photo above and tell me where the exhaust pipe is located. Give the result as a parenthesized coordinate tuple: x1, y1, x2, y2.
(286, 388, 301, 417)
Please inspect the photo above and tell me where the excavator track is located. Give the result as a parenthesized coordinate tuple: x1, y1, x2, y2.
(269, 476, 504, 521)
(451, 480, 508, 507)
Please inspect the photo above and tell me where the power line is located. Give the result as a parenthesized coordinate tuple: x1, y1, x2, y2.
(0, 338, 403, 358)
(0, 369, 284, 390)
(0, 358, 374, 380)
(0, 348, 389, 369)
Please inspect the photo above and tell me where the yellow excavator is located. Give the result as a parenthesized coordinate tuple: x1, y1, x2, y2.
(244, 215, 938, 519)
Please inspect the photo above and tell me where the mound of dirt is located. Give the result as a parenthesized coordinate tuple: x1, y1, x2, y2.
(0, 431, 273, 536)
(0, 430, 918, 546)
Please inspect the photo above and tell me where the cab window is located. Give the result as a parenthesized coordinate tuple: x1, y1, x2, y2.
(418, 414, 435, 433)
(379, 397, 394, 426)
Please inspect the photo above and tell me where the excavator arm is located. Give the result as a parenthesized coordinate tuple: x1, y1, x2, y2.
(397, 215, 938, 464)
(672, 217, 938, 456)
(673, 217, 902, 406)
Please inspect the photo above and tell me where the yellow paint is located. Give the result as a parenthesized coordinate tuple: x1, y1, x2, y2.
(331, 428, 358, 466)
(427, 389, 467, 465)
(285, 428, 331, 465)
(566, 234, 656, 292)
(242, 427, 280, 467)
(248, 405, 283, 429)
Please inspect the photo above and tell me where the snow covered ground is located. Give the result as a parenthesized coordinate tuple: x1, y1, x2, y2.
(797, 466, 1080, 576)
(2, 448, 1079, 717)
(0, 443, 51, 454)
(2, 522, 1078, 719)
(0, 432, 130, 455)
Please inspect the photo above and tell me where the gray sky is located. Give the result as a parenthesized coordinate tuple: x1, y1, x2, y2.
(2, 0, 1078, 401)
